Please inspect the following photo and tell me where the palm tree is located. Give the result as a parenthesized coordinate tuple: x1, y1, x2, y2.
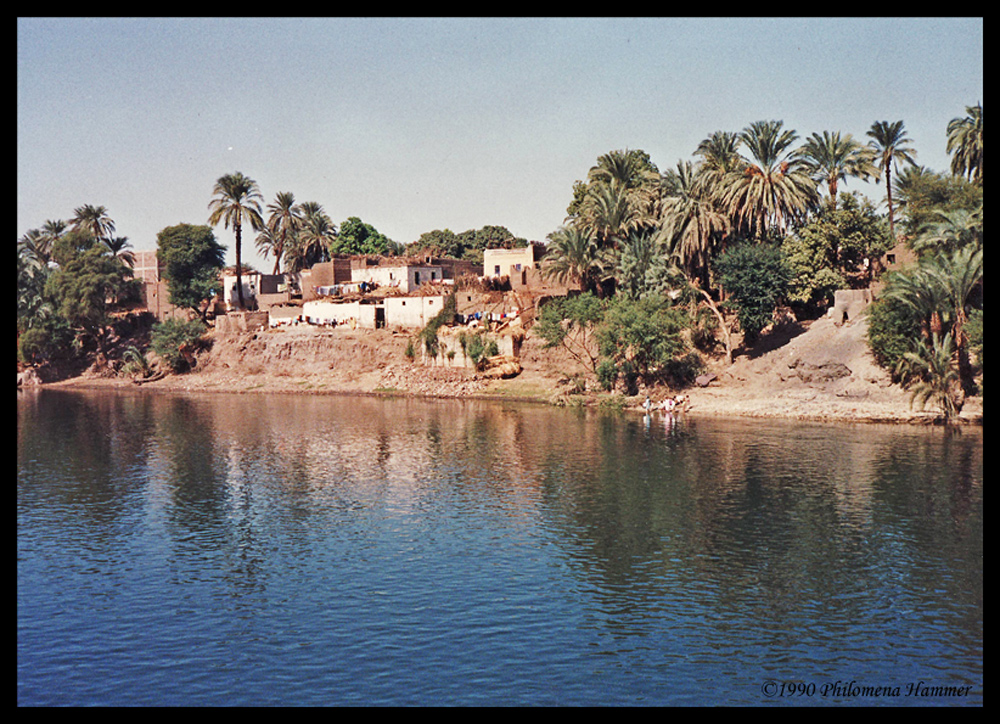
(103, 236, 136, 267)
(924, 245, 983, 399)
(577, 179, 653, 250)
(262, 191, 302, 274)
(946, 102, 983, 185)
(795, 130, 878, 203)
(911, 207, 983, 255)
(904, 332, 962, 422)
(285, 202, 334, 274)
(207, 172, 264, 309)
(723, 120, 818, 238)
(542, 225, 606, 294)
(70, 204, 115, 243)
(866, 120, 918, 242)
(657, 160, 731, 286)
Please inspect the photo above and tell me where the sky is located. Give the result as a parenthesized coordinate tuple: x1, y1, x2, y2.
(18, 17, 983, 271)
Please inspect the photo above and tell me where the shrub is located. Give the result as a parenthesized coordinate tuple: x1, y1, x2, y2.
(151, 318, 207, 372)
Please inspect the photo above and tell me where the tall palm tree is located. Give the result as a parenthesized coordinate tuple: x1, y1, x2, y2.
(866, 120, 918, 242)
(723, 120, 818, 238)
(657, 160, 731, 286)
(70, 204, 115, 243)
(795, 130, 878, 203)
(946, 102, 983, 185)
(207, 172, 264, 309)
(285, 202, 335, 274)
(262, 191, 302, 275)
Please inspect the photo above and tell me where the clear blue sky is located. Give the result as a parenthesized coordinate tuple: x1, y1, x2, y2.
(18, 17, 983, 271)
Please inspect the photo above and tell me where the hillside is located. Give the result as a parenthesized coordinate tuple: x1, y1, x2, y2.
(41, 314, 982, 425)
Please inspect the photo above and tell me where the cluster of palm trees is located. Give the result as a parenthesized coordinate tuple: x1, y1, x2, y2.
(18, 204, 135, 268)
(543, 118, 935, 298)
(207, 172, 339, 309)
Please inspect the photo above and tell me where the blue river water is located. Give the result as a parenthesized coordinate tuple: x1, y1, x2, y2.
(17, 389, 982, 706)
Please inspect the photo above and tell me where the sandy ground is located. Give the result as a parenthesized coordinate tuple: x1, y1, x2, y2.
(37, 317, 982, 426)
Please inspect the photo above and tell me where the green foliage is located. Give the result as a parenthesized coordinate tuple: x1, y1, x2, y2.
(156, 224, 226, 315)
(417, 292, 457, 357)
(595, 295, 687, 394)
(781, 192, 891, 311)
(120, 345, 152, 378)
(17, 316, 77, 365)
(893, 167, 982, 239)
(151, 318, 206, 373)
(967, 308, 983, 371)
(44, 234, 138, 335)
(865, 295, 924, 381)
(409, 225, 526, 261)
(904, 333, 962, 421)
(714, 242, 791, 344)
(534, 292, 604, 372)
(330, 217, 399, 256)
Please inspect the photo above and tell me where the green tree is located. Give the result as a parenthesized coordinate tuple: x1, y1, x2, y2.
(866, 120, 918, 242)
(946, 102, 983, 185)
(911, 207, 983, 256)
(151, 318, 207, 373)
(259, 191, 302, 274)
(595, 294, 687, 394)
(657, 159, 731, 286)
(866, 292, 925, 381)
(795, 130, 878, 202)
(891, 166, 982, 239)
(331, 216, 396, 256)
(156, 223, 226, 319)
(43, 229, 138, 345)
(207, 172, 264, 309)
(782, 191, 892, 308)
(542, 225, 609, 295)
(723, 120, 818, 238)
(285, 201, 334, 272)
(904, 332, 962, 422)
(714, 242, 791, 345)
(70, 204, 115, 243)
(534, 291, 604, 373)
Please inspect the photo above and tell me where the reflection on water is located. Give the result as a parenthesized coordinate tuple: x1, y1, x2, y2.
(18, 389, 982, 706)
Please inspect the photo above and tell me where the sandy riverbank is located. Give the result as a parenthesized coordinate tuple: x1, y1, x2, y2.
(34, 317, 982, 427)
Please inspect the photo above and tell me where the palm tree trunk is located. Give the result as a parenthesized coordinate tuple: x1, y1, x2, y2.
(885, 165, 896, 242)
(235, 222, 246, 310)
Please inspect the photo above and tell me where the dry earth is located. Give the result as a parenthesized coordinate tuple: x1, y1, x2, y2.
(41, 316, 982, 426)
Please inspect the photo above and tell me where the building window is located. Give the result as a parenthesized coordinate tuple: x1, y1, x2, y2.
(494, 265, 501, 275)
(514, 264, 521, 271)
(886, 253, 896, 265)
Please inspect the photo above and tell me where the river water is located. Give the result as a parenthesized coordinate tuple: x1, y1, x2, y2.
(17, 389, 982, 706)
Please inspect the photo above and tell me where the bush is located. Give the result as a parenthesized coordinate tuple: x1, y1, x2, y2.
(715, 243, 791, 345)
(151, 318, 207, 372)
(866, 296, 923, 381)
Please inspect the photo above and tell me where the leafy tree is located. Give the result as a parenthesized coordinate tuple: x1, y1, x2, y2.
(614, 231, 659, 300)
(595, 295, 687, 394)
(151, 318, 207, 373)
(866, 120, 918, 241)
(946, 102, 983, 185)
(43, 229, 138, 344)
(714, 242, 791, 345)
(891, 166, 982, 238)
(866, 293, 925, 381)
(156, 223, 226, 319)
(207, 171, 264, 309)
(533, 292, 604, 373)
(911, 207, 982, 256)
(781, 191, 892, 309)
(331, 216, 396, 256)
(657, 159, 730, 286)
